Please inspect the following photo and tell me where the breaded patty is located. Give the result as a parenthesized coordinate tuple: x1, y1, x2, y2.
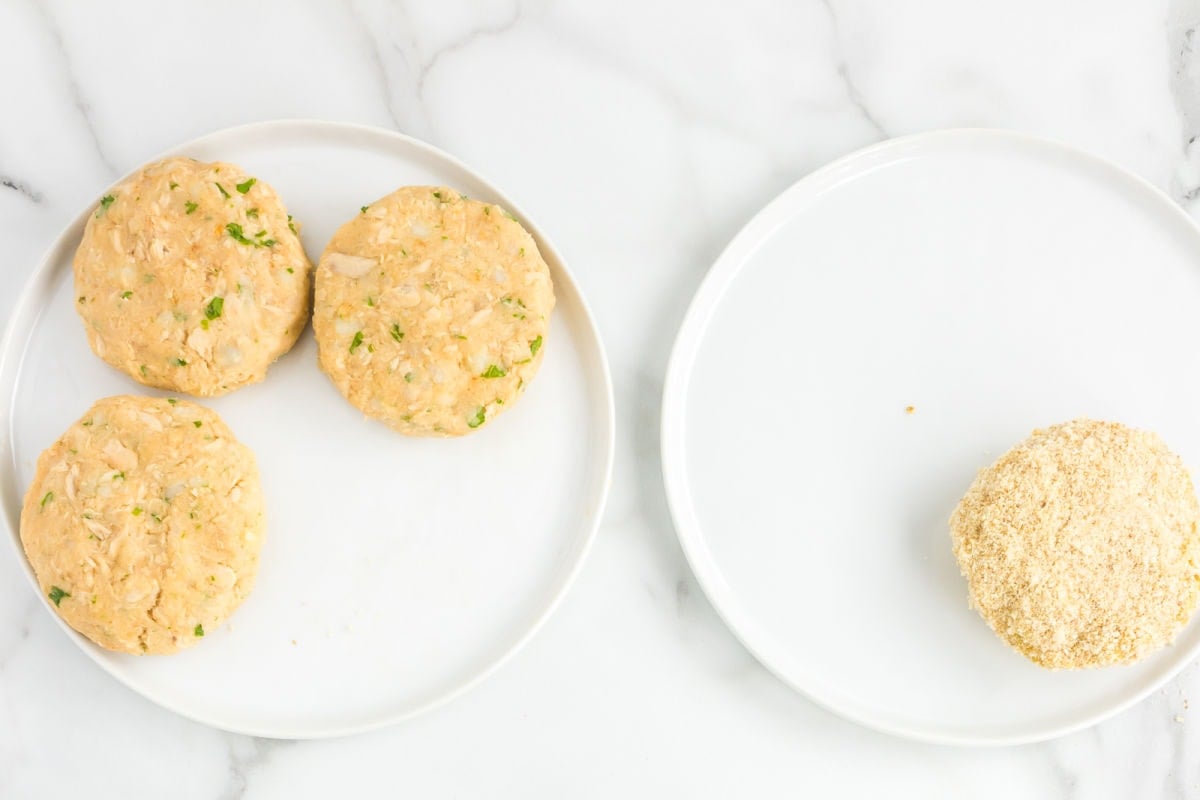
(950, 419, 1200, 669)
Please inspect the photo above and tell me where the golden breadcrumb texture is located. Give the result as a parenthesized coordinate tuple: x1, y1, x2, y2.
(20, 395, 266, 655)
(313, 186, 554, 436)
(950, 418, 1200, 669)
(73, 157, 312, 397)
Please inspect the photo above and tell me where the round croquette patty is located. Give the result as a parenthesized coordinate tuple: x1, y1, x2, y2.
(20, 395, 266, 655)
(73, 157, 311, 397)
(950, 419, 1200, 669)
(313, 186, 554, 436)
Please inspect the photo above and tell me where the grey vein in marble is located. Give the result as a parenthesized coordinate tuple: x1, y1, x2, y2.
(1169, 0, 1200, 206)
(414, 1, 523, 98)
(348, 0, 525, 142)
(349, 0, 419, 134)
(219, 736, 292, 800)
(27, 0, 117, 176)
(0, 176, 43, 204)
(820, 0, 888, 139)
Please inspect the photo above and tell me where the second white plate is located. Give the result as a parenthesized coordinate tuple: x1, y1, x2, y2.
(661, 129, 1200, 745)
(0, 120, 614, 738)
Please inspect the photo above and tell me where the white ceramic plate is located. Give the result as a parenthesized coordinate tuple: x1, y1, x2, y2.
(661, 129, 1200, 746)
(0, 120, 613, 738)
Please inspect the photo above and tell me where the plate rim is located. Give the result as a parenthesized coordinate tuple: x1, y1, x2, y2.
(659, 127, 1200, 747)
(0, 118, 616, 739)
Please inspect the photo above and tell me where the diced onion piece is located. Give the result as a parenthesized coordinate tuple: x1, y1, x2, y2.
(324, 252, 377, 278)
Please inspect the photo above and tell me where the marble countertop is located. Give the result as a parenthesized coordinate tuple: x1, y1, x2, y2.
(3, 1, 1200, 796)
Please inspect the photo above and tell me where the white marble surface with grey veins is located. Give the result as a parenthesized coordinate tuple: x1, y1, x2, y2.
(3, 1, 1200, 797)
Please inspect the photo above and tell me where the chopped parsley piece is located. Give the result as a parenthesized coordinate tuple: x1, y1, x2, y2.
(215, 182, 230, 199)
(404, 372, 415, 383)
(483, 206, 491, 216)
(502, 210, 518, 222)
(226, 222, 252, 244)
(467, 407, 485, 429)
(40, 491, 53, 509)
(48, 586, 70, 606)
(204, 296, 224, 320)
(173, 358, 188, 367)
(200, 319, 209, 330)
(98, 195, 115, 214)
(225, 223, 275, 248)
(349, 331, 364, 353)
(121, 290, 132, 299)
(246, 208, 259, 218)
(288, 215, 298, 235)
(236, 178, 256, 194)
(193, 420, 202, 428)
(169, 182, 179, 190)
(390, 324, 404, 342)
(481, 364, 507, 378)
(432, 190, 446, 201)
(361, 206, 369, 213)
(139, 365, 148, 376)
(286, 267, 294, 274)
(519, 247, 525, 257)
(367, 344, 375, 353)
(452, 333, 467, 340)
(529, 335, 542, 356)
(78, 296, 86, 304)
(366, 296, 375, 307)
(194, 624, 204, 637)
(254, 230, 267, 238)
(167, 398, 178, 404)
(184, 200, 198, 214)
(113, 471, 125, 480)
(132, 506, 143, 516)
